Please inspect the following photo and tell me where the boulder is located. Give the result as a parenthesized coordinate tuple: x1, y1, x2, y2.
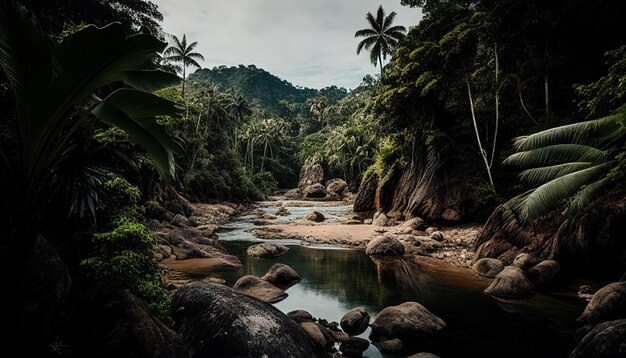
(261, 263, 301, 289)
(484, 266, 534, 298)
(570, 319, 626, 358)
(170, 214, 189, 227)
(578, 285, 596, 301)
(353, 173, 378, 212)
(303, 183, 327, 198)
(401, 217, 426, 231)
(247, 243, 289, 258)
(285, 188, 302, 199)
(275, 206, 290, 216)
(512, 253, 533, 270)
(299, 163, 325, 191)
(365, 235, 405, 256)
(341, 337, 370, 357)
(373, 212, 389, 227)
(340, 307, 370, 336)
(172, 281, 325, 358)
(472, 258, 505, 278)
(327, 179, 349, 198)
(578, 281, 626, 324)
(232, 275, 287, 303)
(408, 354, 441, 358)
(526, 260, 560, 285)
(369, 302, 445, 347)
(306, 211, 326, 222)
(288, 310, 316, 323)
(373, 338, 403, 353)
(430, 231, 445, 242)
(300, 322, 327, 348)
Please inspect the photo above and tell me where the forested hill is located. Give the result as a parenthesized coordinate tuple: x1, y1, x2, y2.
(188, 65, 348, 116)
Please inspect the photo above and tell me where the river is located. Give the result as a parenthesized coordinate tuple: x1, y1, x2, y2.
(173, 203, 586, 357)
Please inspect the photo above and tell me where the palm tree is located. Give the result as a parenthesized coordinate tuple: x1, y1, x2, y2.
(355, 5, 406, 80)
(163, 34, 205, 99)
(503, 108, 626, 224)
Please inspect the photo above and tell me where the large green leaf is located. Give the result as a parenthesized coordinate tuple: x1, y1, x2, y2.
(92, 89, 182, 179)
(503, 144, 607, 169)
(518, 162, 596, 185)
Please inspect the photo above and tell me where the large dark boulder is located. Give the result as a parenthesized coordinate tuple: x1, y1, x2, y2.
(365, 235, 405, 256)
(326, 179, 349, 198)
(472, 258, 505, 278)
(578, 281, 626, 324)
(369, 302, 445, 350)
(172, 281, 325, 358)
(484, 266, 534, 298)
(303, 184, 327, 198)
(570, 319, 626, 358)
(340, 307, 370, 336)
(527, 260, 561, 285)
(233, 275, 288, 303)
(306, 210, 326, 222)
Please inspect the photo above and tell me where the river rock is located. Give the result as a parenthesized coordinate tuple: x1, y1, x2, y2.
(341, 337, 370, 357)
(401, 217, 426, 230)
(288, 310, 316, 323)
(299, 163, 324, 190)
(261, 263, 301, 289)
(232, 275, 288, 303)
(578, 285, 596, 301)
(172, 281, 325, 357)
(365, 235, 405, 256)
(300, 322, 327, 348)
(303, 183, 327, 198)
(472, 258, 505, 278)
(373, 338, 403, 353)
(512, 253, 533, 270)
(430, 231, 445, 242)
(369, 302, 445, 348)
(170, 214, 189, 227)
(275, 206, 290, 216)
(340, 307, 370, 336)
(526, 260, 560, 285)
(570, 319, 626, 358)
(247, 242, 289, 258)
(327, 179, 348, 197)
(285, 188, 302, 199)
(484, 266, 534, 298)
(306, 210, 326, 222)
(373, 212, 389, 227)
(578, 281, 626, 324)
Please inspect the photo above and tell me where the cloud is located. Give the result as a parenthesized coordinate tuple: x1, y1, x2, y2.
(153, 0, 422, 89)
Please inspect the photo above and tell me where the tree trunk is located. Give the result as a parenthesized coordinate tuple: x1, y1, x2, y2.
(378, 53, 384, 82)
(466, 79, 495, 189)
(490, 43, 500, 169)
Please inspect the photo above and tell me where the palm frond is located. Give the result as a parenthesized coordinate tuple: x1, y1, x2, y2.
(518, 162, 596, 185)
(356, 36, 377, 55)
(566, 177, 612, 216)
(355, 29, 378, 38)
(383, 11, 397, 30)
(366, 12, 381, 33)
(503, 144, 608, 168)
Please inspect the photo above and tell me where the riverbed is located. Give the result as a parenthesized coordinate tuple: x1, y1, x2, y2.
(171, 202, 587, 357)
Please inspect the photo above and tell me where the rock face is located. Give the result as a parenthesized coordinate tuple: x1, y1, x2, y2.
(369, 302, 445, 351)
(232, 275, 288, 303)
(303, 183, 327, 198)
(306, 210, 326, 222)
(172, 281, 325, 358)
(570, 319, 626, 358)
(326, 179, 349, 198)
(246, 243, 289, 258)
(299, 163, 324, 191)
(474, 189, 626, 274)
(365, 235, 405, 256)
(472, 258, 505, 278)
(578, 281, 626, 324)
(354, 173, 378, 212)
(526, 260, 560, 285)
(484, 266, 534, 298)
(261, 263, 301, 289)
(340, 307, 370, 336)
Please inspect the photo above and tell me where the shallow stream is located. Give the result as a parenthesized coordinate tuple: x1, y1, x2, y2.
(175, 204, 586, 357)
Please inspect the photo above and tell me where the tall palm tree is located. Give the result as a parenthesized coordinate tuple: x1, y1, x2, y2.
(163, 34, 205, 99)
(355, 5, 406, 80)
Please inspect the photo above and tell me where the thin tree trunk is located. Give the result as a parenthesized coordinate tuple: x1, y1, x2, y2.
(378, 53, 384, 82)
(519, 92, 538, 125)
(466, 79, 495, 189)
(260, 140, 268, 172)
(490, 43, 500, 169)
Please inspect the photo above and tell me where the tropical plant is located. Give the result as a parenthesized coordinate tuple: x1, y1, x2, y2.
(355, 5, 406, 80)
(0, 0, 181, 255)
(503, 108, 626, 223)
(163, 34, 205, 99)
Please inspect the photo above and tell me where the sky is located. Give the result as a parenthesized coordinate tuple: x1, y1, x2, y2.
(152, 0, 423, 90)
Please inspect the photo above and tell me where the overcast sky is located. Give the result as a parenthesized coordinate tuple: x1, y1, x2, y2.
(152, 0, 422, 89)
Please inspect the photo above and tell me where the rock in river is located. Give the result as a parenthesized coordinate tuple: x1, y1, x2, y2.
(472, 258, 504, 278)
(247, 242, 289, 258)
(578, 281, 626, 324)
(369, 301, 445, 351)
(484, 266, 534, 299)
(365, 235, 405, 256)
(288, 310, 316, 323)
(306, 210, 326, 222)
(303, 183, 327, 198)
(570, 319, 626, 358)
(340, 307, 370, 336)
(233, 275, 288, 303)
(172, 281, 325, 358)
(341, 337, 370, 357)
(526, 260, 560, 285)
(261, 263, 301, 289)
